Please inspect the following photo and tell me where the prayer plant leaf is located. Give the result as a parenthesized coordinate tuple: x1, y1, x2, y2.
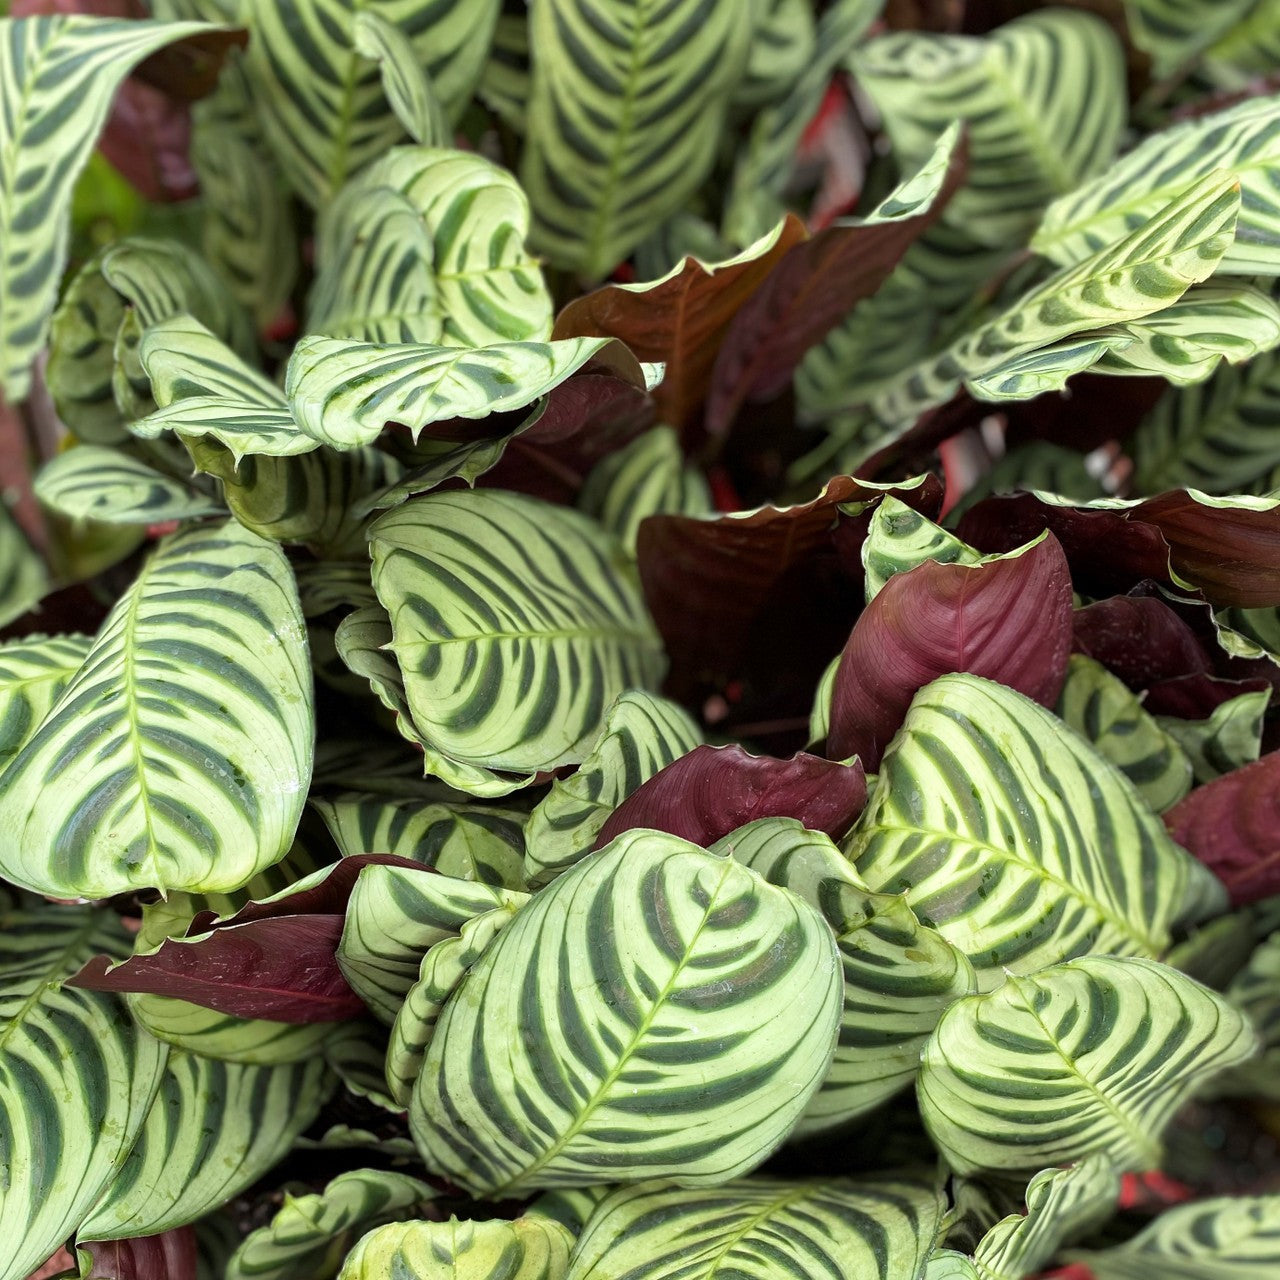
(847, 674, 1223, 987)
(225, 1169, 438, 1280)
(520, 0, 754, 279)
(351, 12, 450, 148)
(1159, 687, 1269, 783)
(74, 1229, 198, 1280)
(34, 444, 224, 525)
(862, 497, 982, 603)
(0, 14, 225, 401)
(1064, 1194, 1280, 1279)
(368, 490, 664, 783)
(524, 689, 703, 889)
(0, 503, 48, 629)
(919, 954, 1257, 1177)
(1033, 95, 1280, 276)
(719, 818, 976, 1132)
(0, 902, 169, 1280)
(0, 632, 91, 776)
(1121, 0, 1258, 77)
(1056, 655, 1194, 814)
(409, 831, 843, 1197)
(564, 1173, 946, 1280)
(79, 1051, 332, 1242)
(339, 861, 528, 1025)
(241, 1, 500, 207)
(0, 520, 314, 898)
(854, 10, 1126, 246)
(286, 336, 638, 451)
(337, 1216, 573, 1280)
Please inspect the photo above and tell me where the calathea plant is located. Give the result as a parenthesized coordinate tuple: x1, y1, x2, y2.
(3, 1, 1280, 1278)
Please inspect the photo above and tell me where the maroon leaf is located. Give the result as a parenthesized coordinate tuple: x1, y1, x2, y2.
(827, 534, 1073, 770)
(594, 744, 867, 849)
(1073, 596, 1213, 691)
(552, 215, 807, 432)
(1164, 752, 1280, 906)
(637, 474, 943, 705)
(76, 1228, 196, 1280)
(475, 371, 656, 504)
(704, 135, 967, 438)
(98, 82, 196, 203)
(69, 855, 425, 1024)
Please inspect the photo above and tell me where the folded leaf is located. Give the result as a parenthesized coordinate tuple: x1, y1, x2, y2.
(337, 1217, 572, 1280)
(369, 490, 664, 781)
(1073, 594, 1213, 690)
(862, 497, 982, 602)
(1159, 687, 1268, 782)
(525, 689, 702, 888)
(848, 674, 1222, 985)
(564, 1174, 945, 1280)
(828, 533, 1073, 771)
(705, 124, 966, 437)
(226, 1169, 437, 1280)
(410, 831, 843, 1196)
(352, 13, 449, 147)
(0, 904, 169, 1280)
(74, 1229, 197, 1280)
(595, 744, 867, 849)
(552, 216, 805, 431)
(1164, 751, 1280, 906)
(0, 14, 226, 400)
(918, 955, 1256, 1175)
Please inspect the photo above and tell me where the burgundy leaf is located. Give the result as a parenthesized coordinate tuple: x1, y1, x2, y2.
(1142, 672, 1272, 719)
(1073, 596, 1213, 690)
(827, 534, 1073, 770)
(476, 371, 656, 504)
(69, 854, 425, 1024)
(704, 135, 967, 438)
(77, 1228, 196, 1280)
(70, 915, 362, 1022)
(956, 493, 1175, 600)
(594, 744, 867, 849)
(1164, 751, 1280, 905)
(637, 474, 943, 705)
(552, 215, 807, 432)
(98, 82, 196, 203)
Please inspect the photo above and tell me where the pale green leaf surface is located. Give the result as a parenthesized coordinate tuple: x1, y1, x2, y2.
(1158, 688, 1268, 782)
(0, 503, 46, 629)
(0, 632, 89, 776)
(353, 12, 449, 147)
(338, 1216, 573, 1280)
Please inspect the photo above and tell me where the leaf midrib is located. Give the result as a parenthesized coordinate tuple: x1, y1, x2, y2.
(488, 857, 735, 1196)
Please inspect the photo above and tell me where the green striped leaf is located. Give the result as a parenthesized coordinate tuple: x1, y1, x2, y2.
(1056, 655, 1194, 813)
(242, 1, 500, 207)
(1131, 352, 1280, 495)
(736, 0, 816, 109)
(1066, 1193, 1280, 1279)
(338, 1216, 573, 1280)
(186, 435, 401, 557)
(1217, 928, 1280, 1100)
(352, 13, 450, 148)
(1122, 0, 1257, 77)
(193, 122, 299, 328)
(521, 0, 754, 278)
(1158, 687, 1269, 783)
(387, 905, 517, 1104)
(868, 171, 1241, 438)
(339, 862, 527, 1024)
(47, 235, 255, 445)
(0, 632, 90, 776)
(846, 674, 1222, 987)
(133, 315, 318, 461)
(578, 427, 713, 554)
(855, 11, 1125, 246)
(528, 1187, 612, 1237)
(1200, 6, 1280, 91)
(918, 954, 1257, 1175)
(0, 503, 47, 629)
(227, 1169, 437, 1280)
(0, 520, 314, 898)
(1033, 95, 1280, 275)
(809, 654, 840, 747)
(368, 490, 664, 784)
(80, 1052, 332, 1241)
(726, 0, 882, 246)
(929, 1158, 1120, 1280)
(287, 336, 630, 451)
(477, 12, 529, 132)
(409, 831, 843, 1197)
(862, 497, 982, 603)
(0, 903, 169, 1280)
(313, 791, 527, 889)
(0, 15, 221, 401)
(524, 689, 702, 888)
(719, 818, 976, 1132)
(35, 443, 224, 525)
(565, 1173, 946, 1280)
(313, 147, 550, 347)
